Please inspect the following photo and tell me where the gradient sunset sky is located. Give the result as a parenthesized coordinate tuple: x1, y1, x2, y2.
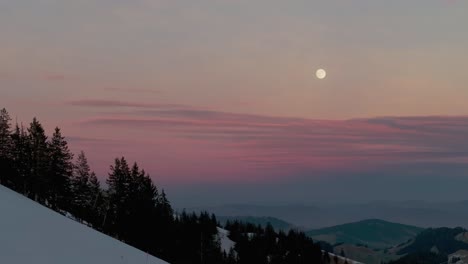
(2, 1, 468, 206)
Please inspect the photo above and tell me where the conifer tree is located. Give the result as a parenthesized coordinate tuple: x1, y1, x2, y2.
(10, 123, 30, 192)
(0, 108, 12, 158)
(106, 157, 132, 238)
(28, 118, 49, 202)
(129, 164, 159, 250)
(0, 108, 13, 185)
(71, 151, 91, 213)
(71, 151, 101, 222)
(88, 171, 104, 225)
(157, 189, 174, 221)
(48, 127, 74, 209)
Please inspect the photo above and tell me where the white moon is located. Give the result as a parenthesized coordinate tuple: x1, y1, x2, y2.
(316, 69, 327, 79)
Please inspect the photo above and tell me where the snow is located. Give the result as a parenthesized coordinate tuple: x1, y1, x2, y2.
(0, 185, 169, 264)
(216, 227, 235, 253)
(449, 250, 468, 264)
(323, 250, 364, 264)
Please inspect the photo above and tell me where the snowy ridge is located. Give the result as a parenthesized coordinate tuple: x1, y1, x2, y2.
(449, 250, 468, 264)
(0, 185, 168, 264)
(217, 227, 236, 253)
(322, 250, 364, 264)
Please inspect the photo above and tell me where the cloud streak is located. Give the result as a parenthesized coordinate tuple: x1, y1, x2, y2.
(71, 100, 468, 179)
(68, 99, 196, 110)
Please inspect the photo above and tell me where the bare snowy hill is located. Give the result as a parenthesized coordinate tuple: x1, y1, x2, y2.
(0, 185, 168, 264)
(216, 227, 235, 254)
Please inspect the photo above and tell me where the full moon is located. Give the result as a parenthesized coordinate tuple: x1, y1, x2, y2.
(316, 69, 327, 79)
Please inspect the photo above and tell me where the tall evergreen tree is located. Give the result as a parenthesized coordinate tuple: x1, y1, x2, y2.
(0, 108, 13, 185)
(28, 118, 49, 201)
(157, 189, 174, 221)
(128, 163, 159, 251)
(48, 127, 74, 209)
(0, 108, 12, 157)
(105, 157, 132, 238)
(71, 151, 93, 219)
(153, 188, 175, 258)
(88, 171, 105, 226)
(10, 123, 30, 192)
(70, 151, 104, 227)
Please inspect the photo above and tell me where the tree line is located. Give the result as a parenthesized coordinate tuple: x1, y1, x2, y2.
(225, 220, 324, 264)
(0, 107, 327, 264)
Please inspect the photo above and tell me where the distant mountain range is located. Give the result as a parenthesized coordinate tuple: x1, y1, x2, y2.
(185, 201, 468, 229)
(307, 220, 468, 264)
(213, 216, 468, 264)
(306, 219, 423, 250)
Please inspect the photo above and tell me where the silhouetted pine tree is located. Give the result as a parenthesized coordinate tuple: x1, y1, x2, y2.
(28, 118, 49, 202)
(127, 162, 159, 250)
(88, 171, 105, 226)
(71, 150, 90, 218)
(105, 157, 132, 238)
(71, 151, 104, 224)
(10, 123, 30, 192)
(48, 127, 73, 209)
(0, 108, 13, 185)
(152, 187, 175, 259)
(157, 189, 174, 221)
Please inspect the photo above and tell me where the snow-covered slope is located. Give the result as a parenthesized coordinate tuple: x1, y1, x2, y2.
(323, 251, 364, 264)
(216, 227, 235, 253)
(449, 250, 468, 264)
(0, 185, 168, 264)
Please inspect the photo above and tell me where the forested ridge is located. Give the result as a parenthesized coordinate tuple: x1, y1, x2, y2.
(0, 107, 326, 264)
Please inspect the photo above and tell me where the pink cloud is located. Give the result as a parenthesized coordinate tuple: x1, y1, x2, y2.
(66, 102, 468, 182)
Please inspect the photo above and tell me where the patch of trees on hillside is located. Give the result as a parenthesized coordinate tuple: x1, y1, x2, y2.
(225, 220, 323, 264)
(388, 227, 468, 264)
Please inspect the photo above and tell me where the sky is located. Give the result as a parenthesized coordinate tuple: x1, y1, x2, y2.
(1, 0, 468, 207)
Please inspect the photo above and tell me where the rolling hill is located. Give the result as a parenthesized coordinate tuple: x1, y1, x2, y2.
(397, 227, 468, 256)
(389, 227, 468, 264)
(187, 202, 468, 229)
(307, 219, 423, 250)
